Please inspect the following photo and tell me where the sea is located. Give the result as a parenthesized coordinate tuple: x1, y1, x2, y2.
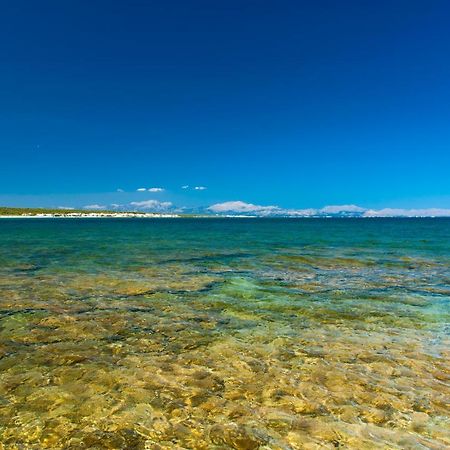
(0, 218, 449, 449)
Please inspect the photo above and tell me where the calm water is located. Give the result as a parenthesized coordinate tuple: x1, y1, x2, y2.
(0, 218, 449, 449)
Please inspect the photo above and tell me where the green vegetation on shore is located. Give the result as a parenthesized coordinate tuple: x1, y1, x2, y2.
(0, 207, 112, 216)
(0, 206, 250, 218)
(0, 207, 205, 217)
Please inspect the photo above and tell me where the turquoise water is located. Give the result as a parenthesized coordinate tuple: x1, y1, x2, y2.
(0, 218, 449, 449)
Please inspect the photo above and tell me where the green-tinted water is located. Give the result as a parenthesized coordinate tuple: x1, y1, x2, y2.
(0, 218, 449, 449)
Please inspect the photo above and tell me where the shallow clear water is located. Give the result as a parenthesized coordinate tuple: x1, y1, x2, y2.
(0, 218, 449, 449)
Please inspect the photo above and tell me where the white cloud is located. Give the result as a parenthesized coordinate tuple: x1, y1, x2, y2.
(363, 208, 450, 217)
(208, 201, 320, 216)
(181, 185, 189, 189)
(84, 204, 106, 210)
(57, 206, 75, 210)
(116, 188, 124, 192)
(130, 200, 173, 211)
(148, 187, 164, 192)
(136, 188, 147, 192)
(320, 204, 366, 214)
(208, 201, 280, 215)
(208, 200, 317, 217)
(208, 201, 321, 216)
(194, 186, 207, 190)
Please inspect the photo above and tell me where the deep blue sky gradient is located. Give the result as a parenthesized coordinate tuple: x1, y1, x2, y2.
(1, 0, 449, 208)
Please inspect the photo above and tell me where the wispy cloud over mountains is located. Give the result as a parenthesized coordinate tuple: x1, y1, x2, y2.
(207, 202, 366, 216)
(207, 201, 450, 217)
(208, 201, 280, 214)
(129, 200, 173, 211)
(320, 204, 366, 214)
(362, 208, 450, 217)
(86, 198, 450, 217)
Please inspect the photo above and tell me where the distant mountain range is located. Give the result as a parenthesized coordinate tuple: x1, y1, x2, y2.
(202, 201, 450, 218)
(2, 203, 450, 218)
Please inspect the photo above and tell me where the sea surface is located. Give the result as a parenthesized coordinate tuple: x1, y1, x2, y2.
(0, 218, 449, 449)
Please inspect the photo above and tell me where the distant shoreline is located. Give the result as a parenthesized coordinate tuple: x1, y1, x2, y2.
(0, 214, 181, 219)
(0, 214, 448, 219)
(0, 212, 257, 219)
(1, 207, 449, 219)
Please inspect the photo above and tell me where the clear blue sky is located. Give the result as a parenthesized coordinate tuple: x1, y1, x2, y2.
(1, 0, 449, 210)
